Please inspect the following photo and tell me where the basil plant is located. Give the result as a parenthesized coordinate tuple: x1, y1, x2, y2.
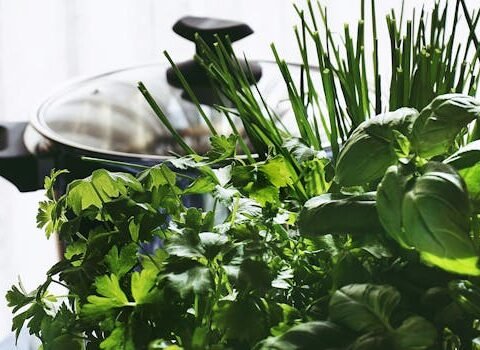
(301, 93, 480, 276)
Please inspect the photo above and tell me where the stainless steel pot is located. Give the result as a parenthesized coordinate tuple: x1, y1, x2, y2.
(0, 16, 302, 192)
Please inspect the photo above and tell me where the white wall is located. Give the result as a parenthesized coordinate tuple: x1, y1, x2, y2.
(0, 0, 476, 342)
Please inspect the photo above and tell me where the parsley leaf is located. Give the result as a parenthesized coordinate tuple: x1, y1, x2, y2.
(82, 274, 130, 319)
(105, 244, 138, 279)
(131, 268, 158, 304)
(66, 170, 142, 215)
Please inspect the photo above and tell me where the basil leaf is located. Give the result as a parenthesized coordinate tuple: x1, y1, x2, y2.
(329, 284, 400, 333)
(412, 94, 480, 158)
(336, 107, 418, 186)
(391, 316, 437, 350)
(298, 192, 383, 236)
(445, 140, 480, 208)
(378, 162, 480, 276)
(255, 321, 352, 350)
(350, 316, 437, 350)
(377, 164, 414, 248)
(402, 163, 479, 275)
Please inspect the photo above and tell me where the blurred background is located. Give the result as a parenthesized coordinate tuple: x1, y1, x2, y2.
(0, 0, 475, 343)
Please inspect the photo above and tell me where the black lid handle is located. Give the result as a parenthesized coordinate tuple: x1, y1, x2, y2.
(167, 16, 262, 106)
(173, 16, 254, 48)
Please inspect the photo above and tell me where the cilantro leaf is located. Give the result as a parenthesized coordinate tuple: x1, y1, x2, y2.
(248, 184, 279, 205)
(167, 231, 229, 262)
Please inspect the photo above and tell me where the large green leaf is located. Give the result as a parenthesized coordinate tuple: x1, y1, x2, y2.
(332, 254, 371, 289)
(378, 162, 480, 275)
(349, 316, 437, 350)
(335, 107, 418, 186)
(411, 94, 480, 158)
(401, 163, 479, 275)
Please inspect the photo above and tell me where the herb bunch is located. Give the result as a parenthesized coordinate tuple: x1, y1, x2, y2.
(7, 1, 480, 350)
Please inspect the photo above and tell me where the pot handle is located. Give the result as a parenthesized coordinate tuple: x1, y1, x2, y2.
(0, 122, 42, 192)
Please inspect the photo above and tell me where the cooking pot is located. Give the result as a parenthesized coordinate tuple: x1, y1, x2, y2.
(0, 16, 305, 193)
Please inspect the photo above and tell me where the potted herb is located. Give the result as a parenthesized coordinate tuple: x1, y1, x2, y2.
(7, 1, 480, 349)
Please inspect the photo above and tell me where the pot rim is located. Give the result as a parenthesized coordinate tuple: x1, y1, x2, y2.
(29, 59, 309, 162)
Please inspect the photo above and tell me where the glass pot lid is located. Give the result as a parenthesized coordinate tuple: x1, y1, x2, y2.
(32, 61, 302, 160)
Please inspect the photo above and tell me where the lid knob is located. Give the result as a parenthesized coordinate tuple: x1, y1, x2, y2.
(173, 16, 254, 48)
(166, 16, 262, 105)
